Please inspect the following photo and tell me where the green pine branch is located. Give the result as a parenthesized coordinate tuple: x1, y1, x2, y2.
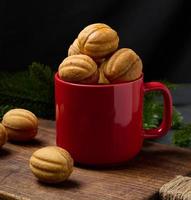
(0, 62, 55, 120)
(172, 124, 191, 147)
(143, 80, 183, 130)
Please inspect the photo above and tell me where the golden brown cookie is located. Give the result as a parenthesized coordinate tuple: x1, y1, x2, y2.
(68, 38, 81, 56)
(0, 123, 7, 148)
(98, 62, 110, 84)
(68, 38, 105, 64)
(103, 48, 143, 83)
(2, 108, 38, 141)
(58, 54, 99, 84)
(78, 23, 119, 59)
(29, 146, 73, 183)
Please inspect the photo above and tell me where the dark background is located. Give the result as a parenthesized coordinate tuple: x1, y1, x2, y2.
(0, 0, 190, 83)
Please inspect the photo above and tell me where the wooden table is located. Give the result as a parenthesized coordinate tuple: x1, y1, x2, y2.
(1, 120, 191, 200)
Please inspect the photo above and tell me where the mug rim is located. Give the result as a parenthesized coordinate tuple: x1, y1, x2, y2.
(55, 72, 143, 88)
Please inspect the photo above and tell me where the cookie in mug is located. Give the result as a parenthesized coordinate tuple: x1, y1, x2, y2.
(103, 48, 143, 83)
(58, 54, 99, 84)
(78, 23, 119, 59)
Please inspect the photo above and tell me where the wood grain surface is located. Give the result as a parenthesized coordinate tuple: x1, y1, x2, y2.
(0, 120, 191, 200)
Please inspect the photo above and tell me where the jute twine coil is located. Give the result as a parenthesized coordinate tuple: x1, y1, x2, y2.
(160, 176, 191, 200)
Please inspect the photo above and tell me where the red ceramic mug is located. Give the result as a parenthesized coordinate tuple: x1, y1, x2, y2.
(55, 73, 172, 166)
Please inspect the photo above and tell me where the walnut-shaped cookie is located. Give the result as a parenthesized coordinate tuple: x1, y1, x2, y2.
(2, 108, 38, 141)
(98, 62, 110, 84)
(58, 54, 99, 84)
(103, 48, 143, 83)
(0, 123, 7, 148)
(68, 38, 81, 56)
(78, 23, 119, 59)
(30, 146, 73, 183)
(68, 38, 105, 65)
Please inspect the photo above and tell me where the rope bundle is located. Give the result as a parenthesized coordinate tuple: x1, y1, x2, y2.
(160, 176, 191, 200)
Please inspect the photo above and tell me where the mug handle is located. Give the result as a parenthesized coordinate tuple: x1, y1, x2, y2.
(143, 82, 173, 139)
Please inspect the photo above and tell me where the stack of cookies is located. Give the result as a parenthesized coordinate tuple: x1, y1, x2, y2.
(58, 23, 143, 84)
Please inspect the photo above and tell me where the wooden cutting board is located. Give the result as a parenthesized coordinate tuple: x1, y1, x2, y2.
(0, 119, 191, 200)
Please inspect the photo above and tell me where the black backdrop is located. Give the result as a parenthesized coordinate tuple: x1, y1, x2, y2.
(0, 0, 190, 82)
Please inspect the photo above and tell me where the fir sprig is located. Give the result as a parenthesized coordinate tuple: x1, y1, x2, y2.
(0, 62, 55, 119)
(172, 124, 191, 147)
(143, 81, 183, 130)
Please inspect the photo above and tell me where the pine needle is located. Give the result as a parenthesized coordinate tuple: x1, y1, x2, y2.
(172, 124, 191, 147)
(0, 62, 55, 119)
